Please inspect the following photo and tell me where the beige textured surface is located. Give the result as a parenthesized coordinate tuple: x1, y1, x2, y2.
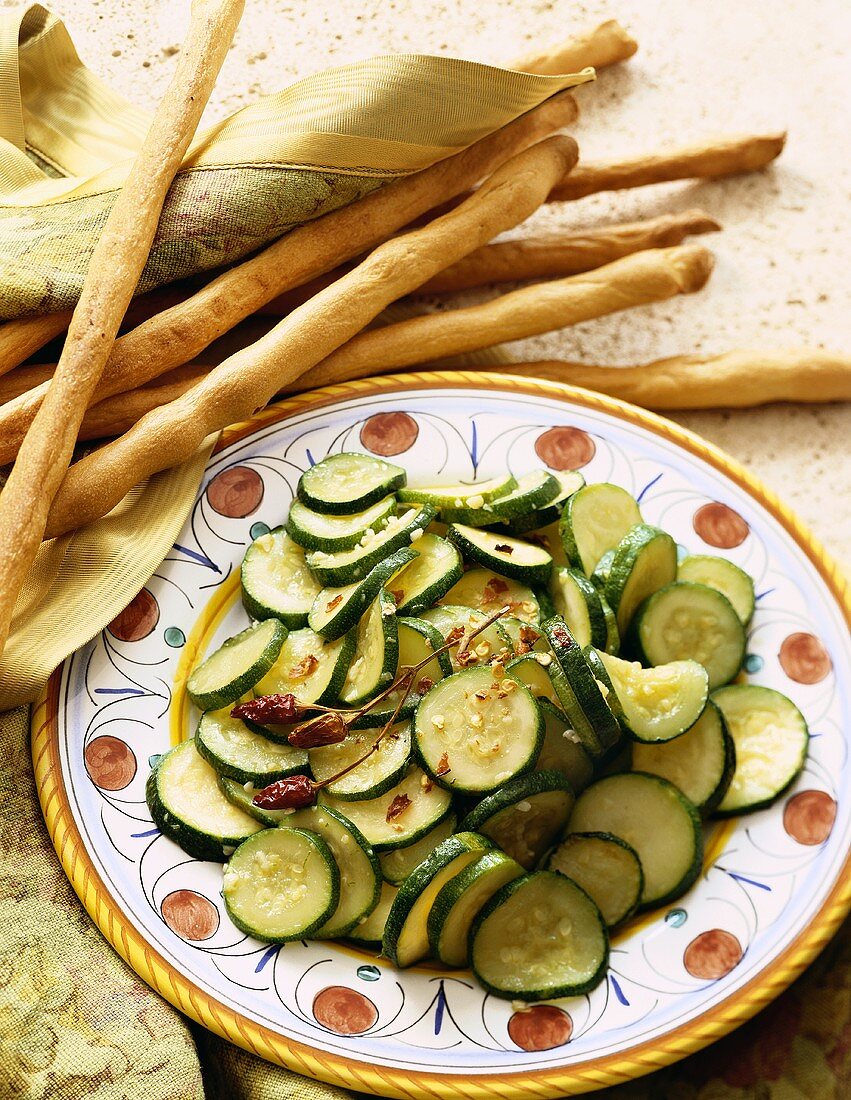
(16, 0, 851, 565)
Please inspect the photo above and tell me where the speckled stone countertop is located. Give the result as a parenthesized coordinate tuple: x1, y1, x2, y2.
(21, 0, 851, 564)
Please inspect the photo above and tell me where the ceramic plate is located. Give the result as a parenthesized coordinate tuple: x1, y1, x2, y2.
(34, 373, 851, 1099)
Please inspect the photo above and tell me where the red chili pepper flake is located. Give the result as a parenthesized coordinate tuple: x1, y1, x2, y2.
(289, 654, 319, 680)
(457, 648, 478, 667)
(386, 793, 412, 822)
(288, 712, 348, 748)
(325, 594, 343, 613)
(253, 774, 316, 809)
(231, 693, 304, 725)
(494, 543, 513, 555)
(482, 577, 510, 603)
(446, 626, 466, 645)
(389, 589, 404, 605)
(435, 752, 451, 777)
(417, 676, 435, 695)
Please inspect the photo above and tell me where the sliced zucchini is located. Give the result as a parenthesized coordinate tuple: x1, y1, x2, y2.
(568, 772, 703, 908)
(195, 707, 307, 785)
(471, 871, 608, 1001)
(319, 766, 453, 851)
(397, 617, 452, 681)
(286, 495, 396, 553)
(378, 813, 458, 885)
(222, 827, 339, 941)
(460, 770, 575, 869)
(447, 524, 553, 585)
(605, 524, 678, 635)
(536, 698, 595, 793)
(349, 881, 398, 945)
(678, 554, 756, 625)
(338, 590, 398, 707)
(631, 699, 735, 814)
(583, 646, 626, 725)
(218, 774, 291, 827)
(297, 452, 405, 515)
(549, 567, 607, 649)
(505, 470, 585, 534)
(505, 651, 561, 709)
(420, 605, 509, 672)
(487, 469, 560, 520)
(632, 581, 746, 689)
(546, 832, 643, 927)
(240, 528, 321, 628)
(388, 534, 463, 615)
(441, 568, 540, 625)
(497, 616, 546, 656)
(286, 805, 381, 937)
(590, 548, 615, 592)
(414, 666, 544, 794)
(596, 650, 709, 743)
(310, 722, 412, 801)
(398, 473, 516, 508)
(529, 520, 568, 567)
(560, 483, 643, 575)
(713, 684, 808, 816)
(308, 545, 417, 640)
(382, 831, 494, 966)
(543, 617, 621, 757)
(600, 591, 621, 655)
(427, 850, 524, 967)
(187, 619, 287, 711)
(146, 740, 263, 861)
(254, 626, 355, 706)
(306, 506, 435, 587)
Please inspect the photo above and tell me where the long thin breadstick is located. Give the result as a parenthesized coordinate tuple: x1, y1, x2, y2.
(0, 92, 578, 460)
(550, 132, 786, 201)
(289, 246, 713, 392)
(498, 350, 851, 408)
(513, 19, 637, 75)
(43, 137, 578, 540)
(0, 312, 71, 379)
(418, 209, 720, 293)
(0, 0, 244, 654)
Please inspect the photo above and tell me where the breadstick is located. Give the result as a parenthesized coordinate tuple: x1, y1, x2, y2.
(0, 312, 71, 378)
(499, 350, 851, 408)
(417, 210, 720, 293)
(0, 0, 244, 653)
(43, 137, 578, 540)
(0, 92, 578, 460)
(289, 246, 713, 392)
(513, 19, 637, 75)
(550, 132, 786, 201)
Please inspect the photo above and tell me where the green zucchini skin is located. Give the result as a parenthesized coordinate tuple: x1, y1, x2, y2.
(240, 527, 320, 628)
(286, 495, 396, 553)
(678, 553, 756, 625)
(559, 482, 642, 576)
(308, 546, 417, 640)
(604, 523, 678, 634)
(446, 524, 553, 585)
(542, 616, 621, 755)
(306, 505, 436, 587)
(187, 619, 287, 711)
(545, 831, 643, 927)
(392, 534, 464, 616)
(254, 627, 356, 707)
(297, 453, 406, 515)
(195, 708, 308, 785)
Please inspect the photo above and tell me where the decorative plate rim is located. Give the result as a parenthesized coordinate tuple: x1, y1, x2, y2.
(32, 369, 851, 1100)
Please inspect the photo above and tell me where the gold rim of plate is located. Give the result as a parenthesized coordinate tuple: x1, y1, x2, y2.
(32, 370, 851, 1099)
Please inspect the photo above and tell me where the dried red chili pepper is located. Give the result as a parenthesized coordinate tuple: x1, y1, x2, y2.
(288, 712, 348, 749)
(253, 774, 316, 809)
(231, 693, 305, 725)
(386, 793, 412, 822)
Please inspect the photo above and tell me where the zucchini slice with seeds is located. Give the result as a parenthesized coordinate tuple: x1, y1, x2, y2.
(590, 547, 615, 592)
(543, 617, 621, 756)
(470, 871, 608, 1001)
(427, 850, 524, 967)
(420, 605, 509, 671)
(604, 524, 678, 635)
(505, 651, 562, 708)
(147, 740, 263, 861)
(678, 554, 756, 625)
(631, 581, 746, 689)
(595, 650, 709, 743)
(306, 506, 435, 587)
(308, 545, 417, 639)
(713, 684, 808, 816)
(348, 881, 398, 945)
(487, 469, 560, 520)
(222, 827, 339, 941)
(397, 616, 453, 681)
(382, 831, 494, 967)
(195, 707, 308, 785)
(297, 452, 405, 515)
(568, 772, 703, 908)
(441, 568, 540, 625)
(240, 527, 321, 627)
(549, 567, 607, 649)
(546, 832, 643, 927)
(310, 722, 412, 802)
(535, 697, 595, 793)
(286, 805, 381, 937)
(319, 766, 453, 851)
(187, 619, 287, 711)
(388, 533, 463, 615)
(338, 589, 398, 707)
(631, 699, 735, 814)
(378, 813, 458, 885)
(286, 495, 396, 553)
(504, 470, 585, 534)
(254, 626, 355, 706)
(414, 665, 544, 793)
(460, 770, 575, 869)
(447, 524, 553, 585)
(560, 483, 642, 575)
